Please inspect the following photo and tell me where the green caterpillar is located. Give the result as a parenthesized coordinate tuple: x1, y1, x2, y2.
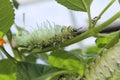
(83, 39, 120, 80)
(13, 23, 78, 51)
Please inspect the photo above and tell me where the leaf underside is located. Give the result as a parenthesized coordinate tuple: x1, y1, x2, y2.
(16, 62, 61, 80)
(0, 0, 14, 35)
(56, 0, 93, 12)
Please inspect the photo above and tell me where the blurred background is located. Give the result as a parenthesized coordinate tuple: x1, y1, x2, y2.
(15, 0, 120, 27)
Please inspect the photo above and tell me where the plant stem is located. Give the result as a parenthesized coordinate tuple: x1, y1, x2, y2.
(93, 0, 115, 27)
(1, 47, 17, 64)
(28, 31, 92, 53)
(94, 11, 120, 33)
(21, 11, 120, 53)
(61, 31, 92, 47)
(82, 0, 92, 29)
(6, 31, 24, 61)
(94, 33, 110, 38)
(62, 10, 120, 47)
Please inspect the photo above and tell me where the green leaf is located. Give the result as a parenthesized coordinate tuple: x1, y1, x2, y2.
(118, 0, 120, 4)
(0, 31, 4, 37)
(105, 31, 120, 49)
(0, 0, 14, 34)
(0, 59, 16, 80)
(6, 30, 12, 42)
(95, 37, 111, 48)
(56, 0, 93, 12)
(25, 54, 37, 62)
(69, 49, 84, 62)
(25, 53, 48, 63)
(95, 32, 120, 48)
(16, 62, 62, 80)
(37, 53, 48, 64)
(70, 49, 97, 66)
(84, 46, 99, 64)
(48, 50, 84, 75)
(36, 70, 72, 80)
(85, 46, 100, 54)
(12, 0, 19, 9)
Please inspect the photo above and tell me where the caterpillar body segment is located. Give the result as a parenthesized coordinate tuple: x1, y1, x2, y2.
(13, 23, 78, 51)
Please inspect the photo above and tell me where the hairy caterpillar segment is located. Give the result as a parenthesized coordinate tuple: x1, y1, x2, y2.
(83, 40, 120, 80)
(14, 23, 77, 50)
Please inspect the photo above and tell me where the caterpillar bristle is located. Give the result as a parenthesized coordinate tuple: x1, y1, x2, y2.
(13, 22, 78, 51)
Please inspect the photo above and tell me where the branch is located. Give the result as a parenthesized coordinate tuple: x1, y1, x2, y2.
(77, 19, 120, 35)
(21, 19, 120, 53)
